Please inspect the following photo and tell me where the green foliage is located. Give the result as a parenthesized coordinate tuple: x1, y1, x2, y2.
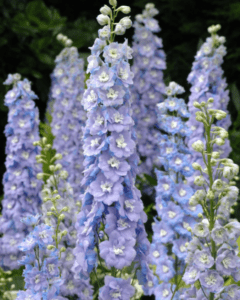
(0, 266, 24, 299)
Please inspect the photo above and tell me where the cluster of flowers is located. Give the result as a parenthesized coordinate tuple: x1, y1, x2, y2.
(35, 138, 90, 299)
(181, 98, 240, 299)
(187, 24, 232, 187)
(150, 82, 201, 299)
(72, 1, 154, 299)
(50, 37, 86, 201)
(16, 214, 64, 300)
(131, 3, 166, 177)
(0, 74, 42, 270)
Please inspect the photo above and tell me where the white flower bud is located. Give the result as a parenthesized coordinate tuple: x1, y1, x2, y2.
(146, 3, 155, 9)
(37, 173, 44, 180)
(218, 129, 228, 139)
(192, 162, 202, 171)
(193, 101, 201, 108)
(207, 97, 214, 103)
(135, 14, 143, 22)
(61, 206, 69, 212)
(60, 246, 66, 253)
(109, 0, 117, 6)
(59, 214, 65, 221)
(119, 16, 132, 29)
(114, 23, 126, 35)
(42, 137, 47, 144)
(47, 245, 55, 250)
(215, 110, 227, 120)
(57, 33, 64, 41)
(189, 195, 198, 206)
(33, 141, 40, 146)
(194, 176, 205, 186)
(100, 5, 112, 15)
(212, 151, 220, 159)
(65, 39, 73, 47)
(198, 213, 203, 218)
(218, 36, 226, 43)
(215, 138, 225, 146)
(192, 140, 205, 152)
(117, 6, 131, 14)
(55, 163, 62, 171)
(96, 14, 110, 26)
(210, 159, 217, 166)
(55, 153, 63, 160)
(59, 170, 68, 179)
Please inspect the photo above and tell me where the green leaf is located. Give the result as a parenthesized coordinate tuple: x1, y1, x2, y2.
(144, 174, 157, 186)
(230, 83, 240, 112)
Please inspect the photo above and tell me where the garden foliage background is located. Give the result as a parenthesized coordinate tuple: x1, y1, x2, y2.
(0, 0, 240, 253)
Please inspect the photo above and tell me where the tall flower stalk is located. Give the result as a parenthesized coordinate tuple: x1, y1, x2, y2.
(50, 36, 86, 202)
(72, 1, 153, 298)
(150, 82, 199, 300)
(187, 25, 232, 187)
(0, 74, 42, 270)
(181, 98, 240, 300)
(131, 3, 166, 179)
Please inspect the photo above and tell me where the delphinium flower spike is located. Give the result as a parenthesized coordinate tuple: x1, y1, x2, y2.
(0, 74, 42, 270)
(187, 24, 231, 187)
(16, 214, 67, 300)
(34, 138, 92, 299)
(50, 34, 86, 202)
(181, 98, 240, 300)
(131, 3, 166, 179)
(72, 1, 153, 298)
(150, 82, 199, 299)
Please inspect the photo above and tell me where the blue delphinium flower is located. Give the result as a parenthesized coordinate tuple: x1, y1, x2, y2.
(72, 1, 153, 297)
(131, 3, 166, 178)
(0, 74, 42, 270)
(49, 40, 86, 202)
(186, 24, 232, 188)
(150, 82, 198, 299)
(181, 98, 240, 299)
(16, 215, 67, 300)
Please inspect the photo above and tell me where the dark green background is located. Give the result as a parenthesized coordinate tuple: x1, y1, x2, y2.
(0, 0, 240, 219)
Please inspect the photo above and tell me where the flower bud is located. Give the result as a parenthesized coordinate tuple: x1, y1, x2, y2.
(42, 137, 47, 144)
(119, 17, 132, 29)
(96, 14, 110, 26)
(192, 162, 202, 170)
(192, 140, 204, 152)
(54, 195, 61, 200)
(215, 110, 227, 120)
(215, 138, 225, 146)
(100, 5, 112, 15)
(194, 176, 205, 186)
(207, 97, 214, 103)
(61, 230, 68, 237)
(212, 151, 220, 159)
(187, 227, 192, 232)
(207, 190, 215, 200)
(57, 33, 64, 41)
(61, 206, 69, 212)
(135, 14, 143, 22)
(198, 213, 203, 218)
(37, 173, 44, 180)
(55, 163, 62, 171)
(33, 141, 40, 146)
(109, 0, 117, 6)
(65, 39, 73, 47)
(59, 170, 68, 179)
(60, 246, 66, 253)
(114, 23, 126, 35)
(117, 6, 131, 14)
(47, 245, 55, 250)
(146, 3, 155, 9)
(193, 101, 201, 108)
(59, 214, 65, 221)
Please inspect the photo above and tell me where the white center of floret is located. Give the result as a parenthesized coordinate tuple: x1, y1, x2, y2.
(199, 253, 210, 264)
(189, 269, 197, 279)
(35, 275, 40, 284)
(39, 230, 48, 239)
(22, 151, 30, 159)
(143, 45, 151, 52)
(107, 88, 118, 99)
(118, 68, 128, 80)
(61, 98, 68, 106)
(62, 134, 69, 141)
(175, 158, 182, 165)
(205, 274, 217, 286)
(100, 182, 113, 192)
(163, 265, 169, 273)
(142, 31, 148, 38)
(171, 121, 177, 128)
(10, 255, 17, 261)
(180, 245, 186, 252)
(116, 134, 127, 148)
(10, 239, 17, 246)
(166, 147, 173, 154)
(109, 49, 118, 58)
(117, 219, 128, 228)
(95, 115, 104, 126)
(87, 90, 97, 103)
(66, 253, 74, 261)
(168, 211, 176, 219)
(143, 58, 149, 65)
(114, 112, 124, 123)
(18, 119, 26, 127)
(160, 229, 167, 237)
(91, 138, 100, 147)
(11, 136, 18, 144)
(162, 184, 169, 191)
(108, 157, 120, 169)
(67, 281, 75, 290)
(198, 75, 205, 82)
(11, 185, 16, 190)
(111, 291, 121, 298)
(153, 250, 160, 258)
(222, 257, 231, 269)
(150, 70, 157, 77)
(148, 92, 155, 99)
(99, 71, 109, 82)
(125, 200, 134, 212)
(179, 188, 187, 196)
(162, 289, 169, 297)
(169, 101, 176, 107)
(48, 264, 55, 274)
(113, 246, 125, 255)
